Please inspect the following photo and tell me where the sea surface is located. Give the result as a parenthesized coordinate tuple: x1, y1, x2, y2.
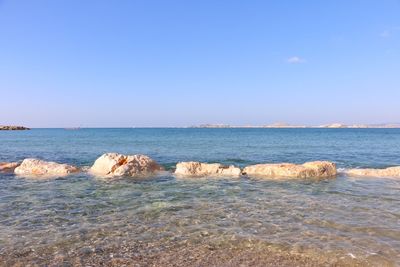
(1, 128, 400, 266)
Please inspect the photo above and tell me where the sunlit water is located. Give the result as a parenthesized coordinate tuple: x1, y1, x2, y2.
(1, 128, 400, 266)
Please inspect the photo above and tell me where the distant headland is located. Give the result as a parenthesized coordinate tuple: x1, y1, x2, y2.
(0, 125, 30, 130)
(190, 123, 400, 129)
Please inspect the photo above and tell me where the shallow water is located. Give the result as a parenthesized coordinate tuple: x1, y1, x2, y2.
(1, 128, 400, 266)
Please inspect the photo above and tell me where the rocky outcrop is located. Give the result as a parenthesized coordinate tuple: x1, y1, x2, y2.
(14, 158, 79, 177)
(0, 126, 30, 130)
(0, 162, 20, 173)
(175, 162, 241, 177)
(242, 161, 336, 178)
(89, 153, 163, 177)
(345, 166, 400, 178)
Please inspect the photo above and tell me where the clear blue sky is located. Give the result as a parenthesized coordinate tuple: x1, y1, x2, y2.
(1, 0, 399, 127)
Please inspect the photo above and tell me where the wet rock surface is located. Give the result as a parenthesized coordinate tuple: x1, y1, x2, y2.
(90, 153, 164, 177)
(175, 162, 241, 177)
(345, 166, 400, 178)
(242, 161, 337, 178)
(0, 162, 20, 173)
(14, 158, 79, 178)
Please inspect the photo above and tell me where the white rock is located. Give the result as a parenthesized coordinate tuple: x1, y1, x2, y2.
(243, 161, 337, 178)
(89, 153, 163, 177)
(175, 162, 241, 177)
(345, 166, 400, 178)
(0, 162, 20, 173)
(14, 158, 79, 178)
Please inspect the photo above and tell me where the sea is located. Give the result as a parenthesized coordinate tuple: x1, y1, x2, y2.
(1, 128, 399, 266)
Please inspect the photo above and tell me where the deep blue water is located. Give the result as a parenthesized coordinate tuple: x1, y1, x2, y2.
(1, 128, 400, 168)
(1, 128, 400, 265)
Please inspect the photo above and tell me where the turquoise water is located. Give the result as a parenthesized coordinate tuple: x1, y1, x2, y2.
(2, 128, 400, 168)
(1, 128, 400, 265)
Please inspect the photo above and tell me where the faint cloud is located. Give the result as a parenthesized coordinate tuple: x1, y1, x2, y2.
(380, 30, 391, 38)
(287, 56, 306, 64)
(380, 27, 400, 38)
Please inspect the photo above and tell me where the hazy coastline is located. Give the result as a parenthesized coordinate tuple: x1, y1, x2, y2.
(0, 125, 30, 130)
(190, 123, 400, 129)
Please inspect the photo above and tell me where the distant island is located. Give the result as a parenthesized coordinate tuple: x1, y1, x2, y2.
(190, 123, 400, 129)
(0, 125, 30, 130)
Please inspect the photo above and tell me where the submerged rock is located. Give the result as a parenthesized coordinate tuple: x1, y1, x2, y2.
(345, 166, 400, 178)
(175, 162, 241, 177)
(242, 161, 336, 178)
(14, 158, 79, 177)
(0, 162, 20, 173)
(89, 153, 163, 177)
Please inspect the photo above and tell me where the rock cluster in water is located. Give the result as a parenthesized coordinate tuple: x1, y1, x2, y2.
(175, 162, 241, 177)
(4, 153, 400, 180)
(0, 125, 30, 130)
(242, 161, 337, 178)
(345, 166, 400, 178)
(0, 162, 20, 173)
(14, 158, 79, 177)
(89, 153, 164, 177)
